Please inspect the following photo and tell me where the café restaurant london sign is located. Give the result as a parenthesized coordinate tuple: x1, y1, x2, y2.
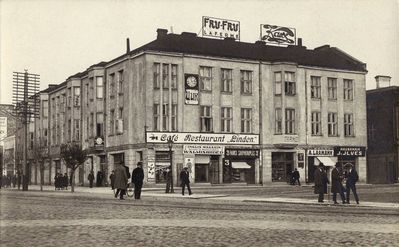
(202, 16, 240, 40)
(260, 24, 296, 45)
(334, 147, 366, 157)
(146, 132, 259, 145)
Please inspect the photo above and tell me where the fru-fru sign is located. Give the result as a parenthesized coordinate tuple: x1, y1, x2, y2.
(202, 16, 240, 40)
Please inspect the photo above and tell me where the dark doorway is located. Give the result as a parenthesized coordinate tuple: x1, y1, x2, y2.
(272, 152, 294, 182)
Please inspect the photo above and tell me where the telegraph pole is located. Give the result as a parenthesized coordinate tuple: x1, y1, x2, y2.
(13, 70, 40, 191)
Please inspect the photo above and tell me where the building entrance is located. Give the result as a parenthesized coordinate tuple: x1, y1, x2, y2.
(272, 152, 294, 182)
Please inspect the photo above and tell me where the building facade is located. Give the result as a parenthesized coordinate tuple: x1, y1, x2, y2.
(367, 77, 398, 183)
(27, 28, 368, 186)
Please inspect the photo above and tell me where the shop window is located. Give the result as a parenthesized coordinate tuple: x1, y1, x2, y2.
(221, 69, 232, 93)
(155, 151, 170, 183)
(328, 78, 337, 100)
(199, 66, 212, 91)
(240, 70, 252, 94)
(200, 106, 213, 132)
(284, 72, 296, 96)
(311, 76, 321, 99)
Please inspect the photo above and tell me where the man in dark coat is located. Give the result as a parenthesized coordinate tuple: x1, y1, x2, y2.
(314, 163, 328, 203)
(345, 163, 359, 204)
(132, 162, 144, 199)
(87, 171, 94, 188)
(109, 170, 115, 190)
(180, 167, 192, 196)
(96, 171, 103, 187)
(114, 164, 128, 200)
(291, 168, 301, 186)
(331, 163, 346, 204)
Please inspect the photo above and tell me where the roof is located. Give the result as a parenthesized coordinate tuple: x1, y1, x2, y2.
(367, 86, 399, 94)
(122, 30, 367, 72)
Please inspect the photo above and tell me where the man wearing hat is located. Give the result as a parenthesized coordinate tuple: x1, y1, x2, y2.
(332, 163, 346, 204)
(314, 163, 328, 203)
(180, 167, 192, 196)
(345, 163, 359, 204)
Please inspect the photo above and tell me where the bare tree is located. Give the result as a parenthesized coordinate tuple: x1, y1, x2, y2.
(60, 143, 87, 192)
(32, 137, 49, 191)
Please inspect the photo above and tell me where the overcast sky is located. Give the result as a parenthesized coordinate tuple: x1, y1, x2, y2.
(1, 0, 398, 104)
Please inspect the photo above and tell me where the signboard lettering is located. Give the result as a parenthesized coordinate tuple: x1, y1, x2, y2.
(147, 132, 259, 145)
(307, 149, 334, 156)
(183, 145, 224, 155)
(260, 24, 296, 45)
(202, 16, 240, 40)
(334, 146, 366, 157)
(225, 148, 260, 158)
(185, 74, 199, 105)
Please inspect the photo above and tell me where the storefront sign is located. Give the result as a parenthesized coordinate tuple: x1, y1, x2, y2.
(260, 24, 296, 45)
(202, 16, 240, 40)
(185, 74, 199, 105)
(183, 145, 224, 155)
(146, 132, 259, 145)
(225, 148, 260, 158)
(283, 135, 299, 143)
(334, 146, 366, 157)
(307, 149, 334, 156)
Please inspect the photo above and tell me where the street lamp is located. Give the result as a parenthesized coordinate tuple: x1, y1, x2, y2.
(167, 139, 174, 193)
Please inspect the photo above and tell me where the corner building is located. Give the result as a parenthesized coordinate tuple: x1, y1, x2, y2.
(100, 29, 367, 186)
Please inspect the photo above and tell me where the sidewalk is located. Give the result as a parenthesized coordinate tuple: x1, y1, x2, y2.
(5, 184, 399, 209)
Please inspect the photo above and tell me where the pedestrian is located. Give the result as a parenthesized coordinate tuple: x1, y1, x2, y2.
(114, 163, 128, 200)
(331, 163, 346, 204)
(164, 167, 172, 193)
(54, 173, 59, 190)
(314, 163, 329, 203)
(11, 175, 16, 188)
(64, 173, 69, 190)
(88, 171, 94, 188)
(291, 168, 301, 186)
(345, 163, 360, 204)
(109, 170, 115, 190)
(96, 171, 103, 187)
(17, 170, 22, 190)
(180, 167, 192, 196)
(132, 162, 144, 199)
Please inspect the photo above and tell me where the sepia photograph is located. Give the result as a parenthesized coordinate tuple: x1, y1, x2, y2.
(0, 0, 398, 246)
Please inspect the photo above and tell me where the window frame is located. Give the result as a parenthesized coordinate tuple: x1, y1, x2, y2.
(221, 107, 233, 133)
(200, 105, 213, 132)
(284, 72, 296, 96)
(310, 76, 321, 99)
(275, 108, 282, 134)
(221, 68, 233, 93)
(343, 79, 354, 101)
(344, 113, 354, 137)
(285, 108, 296, 134)
(274, 72, 282, 95)
(199, 66, 212, 92)
(240, 70, 253, 95)
(241, 108, 252, 133)
(311, 111, 322, 136)
(327, 77, 337, 100)
(328, 112, 338, 136)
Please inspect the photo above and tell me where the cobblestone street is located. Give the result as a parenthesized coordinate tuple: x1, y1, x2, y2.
(1, 187, 399, 247)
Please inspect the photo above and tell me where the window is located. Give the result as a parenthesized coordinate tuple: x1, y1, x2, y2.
(42, 100, 48, 118)
(153, 63, 160, 89)
(30, 132, 34, 149)
(118, 70, 124, 94)
(74, 120, 80, 141)
(74, 87, 80, 106)
(241, 108, 252, 133)
(285, 72, 296, 95)
(275, 72, 282, 95)
(153, 104, 160, 131)
(285, 109, 295, 134)
(328, 78, 337, 100)
(199, 66, 212, 91)
(240, 70, 252, 94)
(162, 64, 169, 88)
(110, 74, 116, 97)
(96, 113, 104, 137)
(221, 69, 232, 93)
(116, 107, 124, 134)
(171, 104, 177, 131)
(221, 107, 232, 132)
(311, 76, 321, 99)
(328, 112, 338, 136)
(68, 119, 72, 141)
(162, 104, 169, 131)
(343, 79, 353, 100)
(89, 77, 94, 101)
(275, 108, 282, 134)
(96, 77, 103, 99)
(171, 64, 177, 89)
(85, 83, 89, 105)
(67, 88, 72, 107)
(344, 113, 354, 137)
(311, 111, 322, 136)
(200, 106, 213, 132)
(86, 116, 89, 140)
(109, 110, 115, 135)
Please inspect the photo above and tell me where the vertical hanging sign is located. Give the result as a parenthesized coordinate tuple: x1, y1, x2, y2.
(184, 74, 199, 105)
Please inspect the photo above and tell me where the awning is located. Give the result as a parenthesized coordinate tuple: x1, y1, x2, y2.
(315, 156, 337, 167)
(231, 162, 251, 169)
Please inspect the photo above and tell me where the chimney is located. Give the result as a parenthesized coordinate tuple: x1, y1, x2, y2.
(126, 38, 130, 53)
(157, 28, 168, 39)
(375, 75, 391, 88)
(297, 38, 302, 46)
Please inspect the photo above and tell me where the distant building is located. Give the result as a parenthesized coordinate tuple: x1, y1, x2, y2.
(366, 76, 398, 183)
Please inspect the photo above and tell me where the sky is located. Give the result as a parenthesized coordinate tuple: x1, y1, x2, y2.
(1, 0, 398, 104)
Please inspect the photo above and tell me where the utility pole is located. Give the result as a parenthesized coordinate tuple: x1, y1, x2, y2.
(13, 70, 40, 191)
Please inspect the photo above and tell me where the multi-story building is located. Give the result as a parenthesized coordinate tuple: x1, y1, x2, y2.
(367, 76, 399, 184)
(31, 28, 368, 186)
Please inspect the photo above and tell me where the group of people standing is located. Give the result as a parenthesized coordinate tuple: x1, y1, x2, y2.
(87, 171, 105, 188)
(111, 162, 144, 200)
(0, 174, 20, 189)
(314, 162, 359, 204)
(54, 173, 69, 190)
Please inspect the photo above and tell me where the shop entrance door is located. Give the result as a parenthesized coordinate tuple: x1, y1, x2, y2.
(272, 152, 294, 182)
(209, 156, 219, 184)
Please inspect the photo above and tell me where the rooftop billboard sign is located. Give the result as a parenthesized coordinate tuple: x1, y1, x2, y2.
(202, 16, 240, 41)
(260, 24, 296, 46)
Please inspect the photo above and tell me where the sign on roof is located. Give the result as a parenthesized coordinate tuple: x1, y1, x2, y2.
(260, 24, 296, 46)
(202, 16, 240, 41)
